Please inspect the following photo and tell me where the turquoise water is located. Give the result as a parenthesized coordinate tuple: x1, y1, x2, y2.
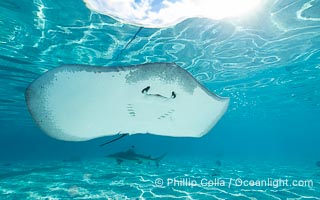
(1, 0, 320, 199)
(0, 160, 319, 199)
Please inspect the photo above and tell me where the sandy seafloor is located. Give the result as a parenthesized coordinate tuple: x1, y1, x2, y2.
(0, 159, 319, 199)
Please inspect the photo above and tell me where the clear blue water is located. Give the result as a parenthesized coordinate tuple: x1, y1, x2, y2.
(1, 0, 320, 199)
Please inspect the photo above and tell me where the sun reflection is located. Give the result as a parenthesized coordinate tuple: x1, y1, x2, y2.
(196, 0, 261, 20)
(84, 0, 261, 27)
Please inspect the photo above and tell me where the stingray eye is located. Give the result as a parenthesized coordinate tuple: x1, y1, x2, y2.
(171, 91, 176, 99)
(141, 86, 150, 94)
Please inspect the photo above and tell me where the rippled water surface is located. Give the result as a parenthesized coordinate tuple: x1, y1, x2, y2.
(0, 0, 320, 199)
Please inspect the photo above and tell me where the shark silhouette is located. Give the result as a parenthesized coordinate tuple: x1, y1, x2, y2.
(106, 148, 166, 167)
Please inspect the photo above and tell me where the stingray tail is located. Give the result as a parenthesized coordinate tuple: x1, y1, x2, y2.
(100, 134, 128, 147)
(153, 153, 167, 167)
(115, 27, 143, 60)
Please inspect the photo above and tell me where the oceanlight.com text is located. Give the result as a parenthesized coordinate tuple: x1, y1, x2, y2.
(154, 177, 313, 189)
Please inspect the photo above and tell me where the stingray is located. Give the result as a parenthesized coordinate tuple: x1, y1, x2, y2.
(25, 63, 229, 142)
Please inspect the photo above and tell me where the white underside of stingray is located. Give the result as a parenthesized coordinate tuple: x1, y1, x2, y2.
(26, 63, 229, 141)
